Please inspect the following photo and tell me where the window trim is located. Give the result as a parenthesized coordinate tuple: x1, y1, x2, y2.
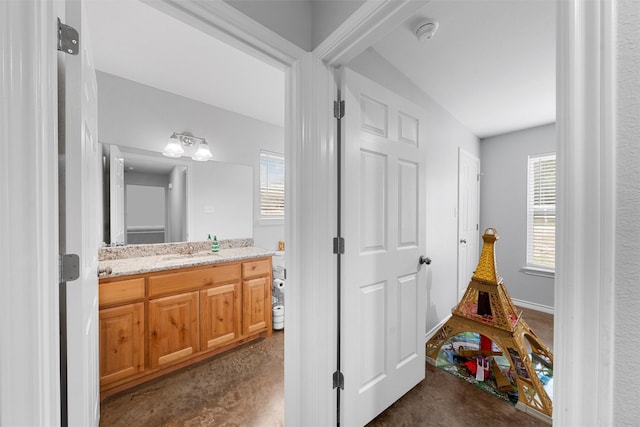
(521, 266, 555, 278)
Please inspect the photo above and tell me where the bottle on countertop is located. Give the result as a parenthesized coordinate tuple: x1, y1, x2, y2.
(212, 235, 219, 253)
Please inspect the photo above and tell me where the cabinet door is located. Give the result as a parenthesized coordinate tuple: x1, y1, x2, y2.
(243, 277, 271, 335)
(148, 292, 199, 368)
(200, 282, 241, 350)
(99, 303, 144, 385)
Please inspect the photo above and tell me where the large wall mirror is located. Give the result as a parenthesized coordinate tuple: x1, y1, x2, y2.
(102, 144, 253, 246)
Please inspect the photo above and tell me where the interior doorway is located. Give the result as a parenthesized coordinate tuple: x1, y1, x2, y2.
(87, 0, 288, 422)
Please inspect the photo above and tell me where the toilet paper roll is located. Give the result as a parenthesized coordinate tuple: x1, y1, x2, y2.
(273, 305, 284, 315)
(273, 321, 284, 330)
(273, 279, 285, 290)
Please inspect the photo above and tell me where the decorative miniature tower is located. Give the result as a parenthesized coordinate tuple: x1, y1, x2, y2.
(426, 228, 553, 419)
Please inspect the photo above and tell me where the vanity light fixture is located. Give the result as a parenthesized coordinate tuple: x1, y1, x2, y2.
(162, 133, 184, 158)
(162, 132, 213, 161)
(192, 139, 213, 161)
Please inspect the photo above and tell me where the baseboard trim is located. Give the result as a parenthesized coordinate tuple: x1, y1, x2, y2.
(515, 402, 553, 425)
(512, 298, 554, 315)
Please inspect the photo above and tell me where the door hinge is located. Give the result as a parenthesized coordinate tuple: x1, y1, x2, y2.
(333, 370, 344, 390)
(60, 254, 80, 282)
(333, 237, 345, 255)
(334, 100, 345, 120)
(57, 18, 79, 55)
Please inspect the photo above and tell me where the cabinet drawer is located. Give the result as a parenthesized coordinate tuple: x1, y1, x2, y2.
(99, 278, 145, 307)
(242, 259, 271, 279)
(148, 263, 240, 298)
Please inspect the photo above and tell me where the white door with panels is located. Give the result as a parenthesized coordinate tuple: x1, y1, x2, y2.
(60, 0, 101, 424)
(457, 148, 480, 298)
(341, 68, 427, 426)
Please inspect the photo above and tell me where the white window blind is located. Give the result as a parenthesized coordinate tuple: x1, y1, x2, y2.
(260, 151, 285, 219)
(526, 153, 556, 270)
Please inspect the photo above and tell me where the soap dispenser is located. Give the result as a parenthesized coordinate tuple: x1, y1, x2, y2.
(212, 235, 219, 253)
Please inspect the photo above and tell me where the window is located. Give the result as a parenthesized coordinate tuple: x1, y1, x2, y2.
(526, 153, 556, 272)
(260, 151, 285, 220)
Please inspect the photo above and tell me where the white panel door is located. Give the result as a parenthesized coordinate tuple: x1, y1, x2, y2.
(63, 0, 101, 425)
(457, 149, 480, 298)
(109, 144, 125, 245)
(341, 68, 427, 426)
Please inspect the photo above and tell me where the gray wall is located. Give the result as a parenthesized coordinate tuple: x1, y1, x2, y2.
(97, 71, 285, 250)
(224, 0, 365, 51)
(480, 123, 555, 311)
(348, 49, 481, 335)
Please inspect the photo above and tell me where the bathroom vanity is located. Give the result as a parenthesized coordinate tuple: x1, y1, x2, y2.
(97, 241, 273, 398)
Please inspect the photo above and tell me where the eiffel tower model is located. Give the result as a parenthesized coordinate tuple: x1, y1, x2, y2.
(425, 228, 553, 420)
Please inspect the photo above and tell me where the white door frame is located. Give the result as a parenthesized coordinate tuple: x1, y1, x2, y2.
(1, 0, 622, 425)
(554, 0, 617, 425)
(0, 0, 61, 424)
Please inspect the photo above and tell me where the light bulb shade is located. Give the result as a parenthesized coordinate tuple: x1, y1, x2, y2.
(192, 140, 213, 161)
(162, 134, 184, 158)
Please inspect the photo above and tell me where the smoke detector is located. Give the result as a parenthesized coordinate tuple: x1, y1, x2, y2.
(415, 19, 439, 41)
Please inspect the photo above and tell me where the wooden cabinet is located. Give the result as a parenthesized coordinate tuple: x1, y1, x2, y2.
(242, 259, 272, 335)
(98, 256, 271, 398)
(200, 282, 241, 350)
(148, 291, 199, 368)
(99, 302, 144, 386)
(243, 276, 270, 335)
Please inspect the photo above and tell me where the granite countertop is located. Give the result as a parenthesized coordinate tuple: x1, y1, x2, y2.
(98, 240, 274, 279)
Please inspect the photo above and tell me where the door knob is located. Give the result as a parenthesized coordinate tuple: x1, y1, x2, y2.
(460, 239, 467, 244)
(419, 256, 432, 265)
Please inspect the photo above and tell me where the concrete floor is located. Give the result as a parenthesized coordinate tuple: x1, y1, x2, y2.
(100, 307, 552, 426)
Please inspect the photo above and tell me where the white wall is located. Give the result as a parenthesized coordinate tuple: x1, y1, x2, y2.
(348, 48, 480, 334)
(96, 71, 285, 250)
(614, 1, 640, 422)
(190, 161, 253, 241)
(480, 124, 555, 310)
